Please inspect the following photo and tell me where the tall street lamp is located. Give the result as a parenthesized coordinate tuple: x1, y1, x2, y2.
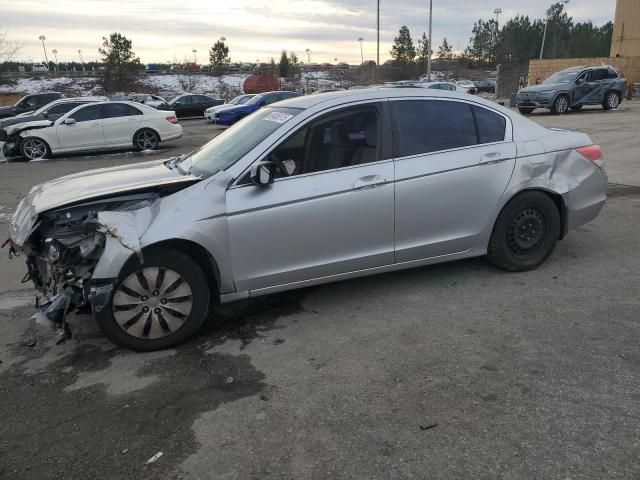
(358, 37, 364, 64)
(51, 49, 58, 71)
(493, 7, 502, 27)
(305, 48, 311, 64)
(192, 49, 197, 64)
(78, 49, 85, 72)
(427, 0, 433, 81)
(540, 0, 569, 59)
(38, 35, 49, 66)
(376, 0, 380, 67)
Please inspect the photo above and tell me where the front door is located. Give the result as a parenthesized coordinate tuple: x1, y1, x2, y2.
(573, 70, 603, 105)
(226, 103, 395, 292)
(56, 104, 105, 150)
(392, 98, 516, 262)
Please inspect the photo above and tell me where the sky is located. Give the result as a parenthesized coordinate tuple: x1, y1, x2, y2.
(0, 0, 617, 65)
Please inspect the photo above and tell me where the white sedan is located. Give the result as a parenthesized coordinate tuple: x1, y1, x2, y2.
(15, 101, 182, 161)
(417, 82, 471, 93)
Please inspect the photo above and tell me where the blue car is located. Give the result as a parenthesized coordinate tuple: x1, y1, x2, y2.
(210, 91, 300, 125)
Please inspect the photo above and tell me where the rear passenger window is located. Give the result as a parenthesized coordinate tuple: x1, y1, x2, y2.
(473, 106, 506, 144)
(607, 68, 619, 79)
(591, 69, 608, 81)
(394, 100, 477, 156)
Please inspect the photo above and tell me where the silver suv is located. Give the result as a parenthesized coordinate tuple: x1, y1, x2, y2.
(516, 65, 627, 115)
(8, 89, 607, 350)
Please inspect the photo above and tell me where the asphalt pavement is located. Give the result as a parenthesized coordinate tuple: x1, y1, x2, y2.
(1, 104, 639, 480)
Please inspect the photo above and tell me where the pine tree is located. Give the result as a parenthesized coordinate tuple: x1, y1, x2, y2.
(99, 33, 141, 92)
(390, 26, 416, 64)
(437, 38, 453, 61)
(209, 39, 230, 74)
(278, 50, 290, 78)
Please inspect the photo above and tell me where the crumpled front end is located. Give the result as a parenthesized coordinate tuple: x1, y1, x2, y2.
(9, 194, 160, 337)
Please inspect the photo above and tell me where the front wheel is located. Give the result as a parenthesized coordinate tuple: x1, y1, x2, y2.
(94, 248, 211, 351)
(20, 137, 51, 161)
(550, 95, 570, 114)
(487, 192, 561, 272)
(134, 129, 159, 151)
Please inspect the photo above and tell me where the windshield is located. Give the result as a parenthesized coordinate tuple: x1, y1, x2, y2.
(187, 106, 303, 178)
(33, 101, 59, 115)
(544, 71, 579, 84)
(236, 95, 254, 104)
(245, 94, 265, 106)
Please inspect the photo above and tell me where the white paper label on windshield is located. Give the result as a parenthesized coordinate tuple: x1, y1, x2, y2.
(264, 112, 294, 124)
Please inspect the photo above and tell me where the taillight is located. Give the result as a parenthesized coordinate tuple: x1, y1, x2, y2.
(576, 145, 603, 168)
(166, 115, 178, 124)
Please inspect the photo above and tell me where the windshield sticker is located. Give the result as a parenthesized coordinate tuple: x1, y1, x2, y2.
(264, 112, 294, 124)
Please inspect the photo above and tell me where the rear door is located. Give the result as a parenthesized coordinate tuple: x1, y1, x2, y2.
(573, 69, 606, 104)
(392, 98, 516, 261)
(102, 103, 144, 146)
(56, 104, 105, 150)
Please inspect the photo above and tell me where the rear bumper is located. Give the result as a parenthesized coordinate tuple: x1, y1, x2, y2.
(562, 168, 607, 232)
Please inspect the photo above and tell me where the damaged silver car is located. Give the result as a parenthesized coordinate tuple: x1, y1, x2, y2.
(7, 89, 607, 351)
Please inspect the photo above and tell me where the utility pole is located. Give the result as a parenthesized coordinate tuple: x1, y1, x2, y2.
(540, 0, 569, 59)
(493, 8, 502, 27)
(376, 0, 380, 67)
(52, 49, 58, 71)
(78, 49, 85, 72)
(427, 0, 433, 81)
(38, 35, 49, 66)
(358, 37, 364, 64)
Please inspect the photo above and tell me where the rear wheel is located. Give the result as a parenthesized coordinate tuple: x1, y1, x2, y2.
(134, 129, 159, 151)
(551, 95, 570, 114)
(518, 107, 534, 115)
(602, 91, 620, 110)
(487, 191, 561, 272)
(20, 137, 51, 161)
(94, 248, 211, 351)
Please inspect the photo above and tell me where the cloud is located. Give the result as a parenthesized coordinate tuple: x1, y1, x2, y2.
(0, 0, 616, 63)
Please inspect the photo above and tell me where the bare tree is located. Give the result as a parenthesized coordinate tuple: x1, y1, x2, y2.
(0, 31, 23, 62)
(177, 69, 204, 93)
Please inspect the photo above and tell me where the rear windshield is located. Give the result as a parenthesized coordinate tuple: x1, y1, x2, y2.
(187, 107, 303, 178)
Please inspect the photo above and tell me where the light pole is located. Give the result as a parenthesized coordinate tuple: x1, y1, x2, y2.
(376, 0, 380, 67)
(192, 49, 197, 64)
(540, 0, 569, 59)
(358, 37, 364, 64)
(493, 8, 502, 27)
(427, 0, 433, 81)
(305, 48, 311, 64)
(38, 35, 49, 66)
(51, 49, 58, 71)
(77, 49, 85, 72)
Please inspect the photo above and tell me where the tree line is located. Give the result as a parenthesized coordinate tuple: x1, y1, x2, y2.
(389, 2, 613, 69)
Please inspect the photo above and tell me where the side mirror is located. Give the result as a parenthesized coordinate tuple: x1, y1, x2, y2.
(64, 118, 76, 125)
(42, 111, 49, 118)
(250, 161, 276, 186)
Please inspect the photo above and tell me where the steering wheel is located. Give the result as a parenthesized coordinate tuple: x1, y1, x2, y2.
(269, 151, 293, 177)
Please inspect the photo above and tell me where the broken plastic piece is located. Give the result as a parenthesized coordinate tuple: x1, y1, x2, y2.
(145, 452, 163, 464)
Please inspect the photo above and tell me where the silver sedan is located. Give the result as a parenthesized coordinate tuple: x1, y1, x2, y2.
(9, 88, 607, 350)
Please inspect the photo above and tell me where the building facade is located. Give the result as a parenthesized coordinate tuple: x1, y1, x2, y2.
(610, 0, 640, 57)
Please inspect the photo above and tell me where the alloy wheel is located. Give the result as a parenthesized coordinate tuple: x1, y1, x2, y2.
(507, 208, 546, 256)
(22, 138, 47, 160)
(607, 92, 619, 109)
(136, 131, 158, 150)
(555, 96, 568, 114)
(112, 267, 193, 339)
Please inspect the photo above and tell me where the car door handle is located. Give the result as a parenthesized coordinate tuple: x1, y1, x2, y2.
(479, 152, 503, 164)
(353, 175, 387, 190)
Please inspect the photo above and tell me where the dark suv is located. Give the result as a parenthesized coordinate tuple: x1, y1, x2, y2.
(0, 92, 63, 118)
(516, 66, 626, 115)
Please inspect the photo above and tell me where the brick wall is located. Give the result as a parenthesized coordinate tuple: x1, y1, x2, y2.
(528, 57, 640, 86)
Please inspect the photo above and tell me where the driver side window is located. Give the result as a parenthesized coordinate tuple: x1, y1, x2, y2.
(271, 106, 380, 179)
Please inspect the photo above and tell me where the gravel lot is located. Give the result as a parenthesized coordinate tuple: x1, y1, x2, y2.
(1, 102, 639, 480)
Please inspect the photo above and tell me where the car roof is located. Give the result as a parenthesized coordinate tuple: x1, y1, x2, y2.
(275, 87, 504, 111)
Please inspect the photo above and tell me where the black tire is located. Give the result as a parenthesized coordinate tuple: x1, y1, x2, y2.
(486, 191, 561, 272)
(550, 95, 570, 114)
(19, 136, 51, 161)
(133, 128, 159, 151)
(602, 90, 620, 110)
(570, 105, 583, 111)
(94, 248, 211, 351)
(518, 107, 534, 115)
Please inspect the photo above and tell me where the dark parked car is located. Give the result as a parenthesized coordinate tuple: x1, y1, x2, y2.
(476, 78, 496, 93)
(156, 94, 224, 118)
(516, 65, 627, 115)
(208, 91, 300, 125)
(0, 92, 63, 119)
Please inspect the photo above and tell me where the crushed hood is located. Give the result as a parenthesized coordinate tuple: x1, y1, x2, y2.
(9, 160, 200, 246)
